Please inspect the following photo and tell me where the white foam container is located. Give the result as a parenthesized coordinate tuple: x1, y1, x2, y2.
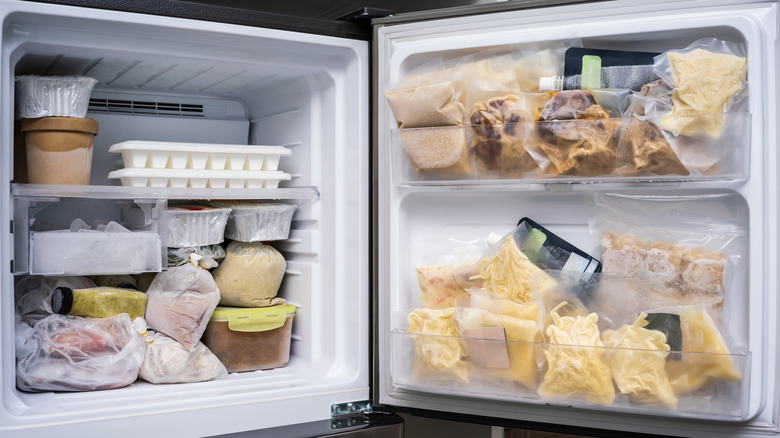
(108, 140, 292, 171)
(29, 230, 162, 275)
(107, 168, 291, 188)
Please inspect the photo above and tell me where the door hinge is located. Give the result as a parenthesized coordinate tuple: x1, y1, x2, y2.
(330, 400, 373, 430)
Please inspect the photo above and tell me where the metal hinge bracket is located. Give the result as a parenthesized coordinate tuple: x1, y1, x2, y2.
(330, 400, 373, 430)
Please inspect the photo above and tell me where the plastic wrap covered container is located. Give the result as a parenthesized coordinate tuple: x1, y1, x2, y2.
(167, 205, 231, 248)
(201, 304, 296, 373)
(217, 202, 297, 242)
(15, 75, 98, 119)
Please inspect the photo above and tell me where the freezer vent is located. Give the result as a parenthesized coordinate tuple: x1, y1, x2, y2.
(88, 99, 204, 117)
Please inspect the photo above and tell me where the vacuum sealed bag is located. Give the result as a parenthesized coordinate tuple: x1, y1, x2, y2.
(145, 257, 221, 350)
(16, 313, 145, 392)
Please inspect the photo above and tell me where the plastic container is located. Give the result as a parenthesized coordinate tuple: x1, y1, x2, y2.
(15, 75, 98, 119)
(29, 229, 161, 275)
(108, 140, 292, 171)
(21, 117, 99, 185)
(201, 304, 296, 373)
(213, 202, 297, 242)
(107, 168, 291, 189)
(166, 205, 232, 248)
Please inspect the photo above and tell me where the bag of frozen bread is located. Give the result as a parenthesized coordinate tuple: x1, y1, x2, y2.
(212, 241, 287, 307)
(145, 255, 221, 350)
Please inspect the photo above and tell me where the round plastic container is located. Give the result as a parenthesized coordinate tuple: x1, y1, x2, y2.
(166, 205, 232, 248)
(21, 117, 99, 185)
(202, 304, 296, 373)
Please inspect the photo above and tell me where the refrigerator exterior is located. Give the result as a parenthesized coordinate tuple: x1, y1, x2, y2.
(373, 0, 779, 437)
(0, 0, 371, 436)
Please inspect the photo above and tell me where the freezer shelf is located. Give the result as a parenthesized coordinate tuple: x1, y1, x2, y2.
(391, 330, 751, 421)
(391, 113, 751, 185)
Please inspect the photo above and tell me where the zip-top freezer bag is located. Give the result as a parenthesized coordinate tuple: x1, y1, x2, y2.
(15, 313, 145, 392)
(587, 192, 745, 318)
(144, 255, 221, 351)
(653, 38, 748, 139)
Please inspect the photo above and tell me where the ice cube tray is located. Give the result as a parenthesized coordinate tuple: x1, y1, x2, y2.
(107, 168, 291, 188)
(108, 140, 292, 171)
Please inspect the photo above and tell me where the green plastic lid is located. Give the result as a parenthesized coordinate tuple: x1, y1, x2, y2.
(210, 304, 296, 332)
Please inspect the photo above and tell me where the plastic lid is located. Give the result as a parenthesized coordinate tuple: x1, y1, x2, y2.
(51, 287, 74, 315)
(538, 76, 562, 92)
(20, 117, 99, 135)
(210, 304, 297, 332)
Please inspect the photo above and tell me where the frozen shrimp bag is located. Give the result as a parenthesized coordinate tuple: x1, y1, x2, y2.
(16, 313, 145, 392)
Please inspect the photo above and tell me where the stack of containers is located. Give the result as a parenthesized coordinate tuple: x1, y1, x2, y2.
(15, 75, 99, 185)
(202, 201, 299, 373)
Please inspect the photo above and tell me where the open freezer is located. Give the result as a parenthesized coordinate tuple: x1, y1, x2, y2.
(374, 0, 779, 437)
(0, 1, 370, 436)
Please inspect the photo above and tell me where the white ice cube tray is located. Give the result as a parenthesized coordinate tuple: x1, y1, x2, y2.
(108, 168, 291, 188)
(108, 140, 292, 171)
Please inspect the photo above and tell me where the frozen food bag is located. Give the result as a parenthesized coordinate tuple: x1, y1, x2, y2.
(450, 51, 519, 109)
(167, 244, 226, 268)
(398, 126, 473, 177)
(51, 286, 147, 320)
(537, 301, 615, 405)
(385, 58, 465, 128)
(16, 313, 145, 392)
(145, 256, 221, 351)
(512, 38, 580, 92)
(15, 275, 96, 325)
(137, 327, 227, 384)
(212, 241, 287, 307)
(602, 313, 678, 408)
(408, 307, 469, 382)
(662, 305, 743, 394)
(616, 117, 688, 176)
(415, 264, 470, 308)
(654, 38, 748, 138)
(550, 47, 660, 92)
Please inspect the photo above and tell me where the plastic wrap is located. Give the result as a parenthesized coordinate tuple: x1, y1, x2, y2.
(15, 313, 145, 392)
(15, 276, 96, 325)
(15, 75, 98, 120)
(138, 328, 227, 384)
(167, 245, 226, 268)
(144, 260, 221, 351)
(214, 202, 297, 242)
(212, 241, 287, 307)
(167, 205, 232, 248)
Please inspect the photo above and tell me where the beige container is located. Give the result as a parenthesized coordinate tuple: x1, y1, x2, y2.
(21, 117, 98, 185)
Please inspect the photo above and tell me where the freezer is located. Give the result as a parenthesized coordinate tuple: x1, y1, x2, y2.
(0, 0, 777, 437)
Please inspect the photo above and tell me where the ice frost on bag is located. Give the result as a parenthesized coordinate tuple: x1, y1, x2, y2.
(137, 327, 227, 384)
(16, 313, 145, 392)
(145, 255, 221, 351)
(587, 192, 746, 317)
(653, 38, 748, 138)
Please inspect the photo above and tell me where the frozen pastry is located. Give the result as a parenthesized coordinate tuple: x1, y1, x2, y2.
(408, 308, 469, 382)
(660, 49, 747, 138)
(416, 264, 470, 308)
(602, 313, 677, 408)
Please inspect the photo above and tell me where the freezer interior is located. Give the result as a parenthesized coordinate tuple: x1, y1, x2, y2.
(376, 1, 778, 435)
(1, 2, 369, 436)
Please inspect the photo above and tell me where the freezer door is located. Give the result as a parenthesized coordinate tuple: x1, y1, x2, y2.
(372, 0, 779, 436)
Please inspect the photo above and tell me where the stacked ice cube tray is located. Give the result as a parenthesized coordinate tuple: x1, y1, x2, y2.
(107, 140, 292, 188)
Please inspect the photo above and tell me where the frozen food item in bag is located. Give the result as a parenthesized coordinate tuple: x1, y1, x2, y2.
(458, 307, 539, 389)
(212, 241, 287, 307)
(537, 302, 615, 405)
(138, 329, 227, 384)
(619, 117, 688, 176)
(385, 82, 465, 129)
(416, 264, 470, 308)
(16, 313, 145, 392)
(399, 127, 472, 176)
(51, 286, 147, 320)
(15, 275, 96, 325)
(167, 244, 226, 268)
(602, 313, 677, 408)
(408, 307, 468, 382)
(470, 93, 549, 178)
(659, 48, 747, 138)
(536, 90, 621, 176)
(144, 259, 221, 351)
(600, 231, 646, 278)
(665, 306, 742, 394)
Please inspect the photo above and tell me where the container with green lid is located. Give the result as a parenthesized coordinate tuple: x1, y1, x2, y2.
(202, 304, 296, 373)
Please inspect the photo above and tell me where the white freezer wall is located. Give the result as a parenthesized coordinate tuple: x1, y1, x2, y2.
(0, 1, 370, 436)
(375, 0, 780, 437)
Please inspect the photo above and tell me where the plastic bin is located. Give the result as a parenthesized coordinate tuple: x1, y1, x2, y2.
(212, 202, 297, 242)
(202, 304, 296, 373)
(166, 205, 232, 248)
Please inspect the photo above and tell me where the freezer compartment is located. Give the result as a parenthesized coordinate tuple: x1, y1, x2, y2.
(391, 113, 750, 185)
(13, 196, 166, 276)
(390, 330, 751, 420)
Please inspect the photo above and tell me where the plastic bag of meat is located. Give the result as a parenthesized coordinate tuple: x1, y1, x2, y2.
(137, 325, 227, 384)
(15, 313, 145, 392)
